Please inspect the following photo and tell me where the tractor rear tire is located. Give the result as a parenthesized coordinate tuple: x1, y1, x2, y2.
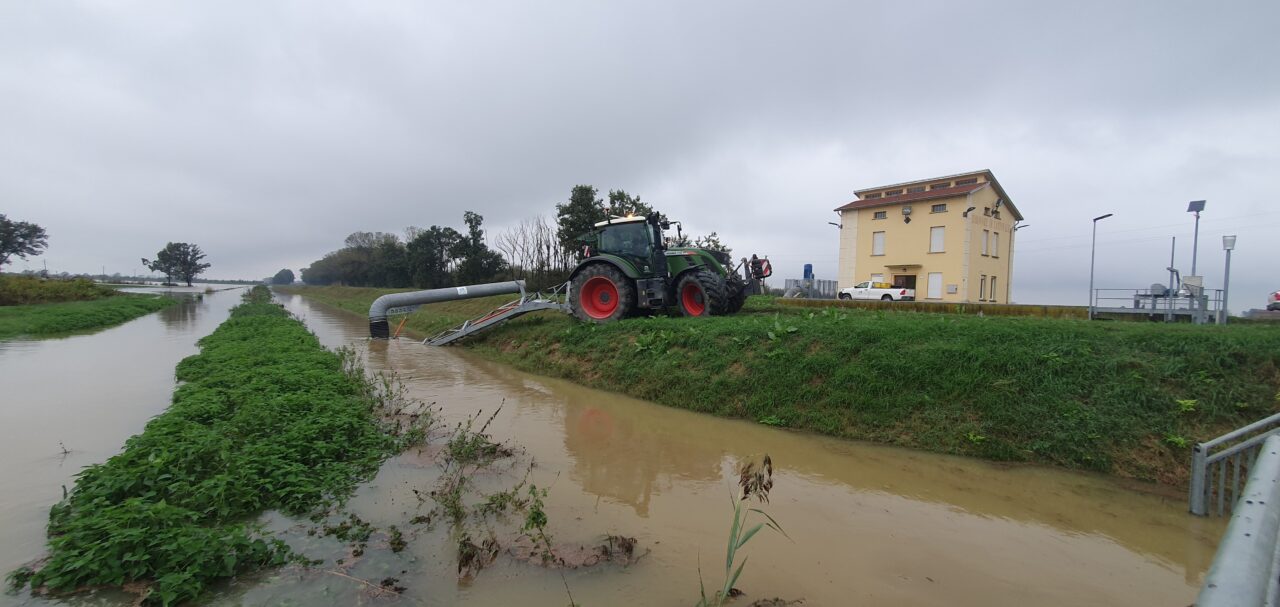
(676, 268, 730, 317)
(571, 264, 634, 323)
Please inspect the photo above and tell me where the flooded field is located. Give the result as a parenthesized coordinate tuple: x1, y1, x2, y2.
(1, 288, 1225, 606)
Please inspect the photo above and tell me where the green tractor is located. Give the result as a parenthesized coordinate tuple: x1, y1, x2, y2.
(568, 214, 772, 322)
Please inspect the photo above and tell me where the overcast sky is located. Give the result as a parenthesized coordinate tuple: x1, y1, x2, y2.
(3, 0, 1277, 308)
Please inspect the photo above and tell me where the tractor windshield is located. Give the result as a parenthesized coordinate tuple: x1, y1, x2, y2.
(598, 222, 651, 259)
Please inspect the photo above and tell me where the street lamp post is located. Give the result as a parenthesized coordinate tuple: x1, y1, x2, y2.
(1188, 200, 1206, 276)
(1088, 213, 1113, 320)
(1221, 235, 1236, 325)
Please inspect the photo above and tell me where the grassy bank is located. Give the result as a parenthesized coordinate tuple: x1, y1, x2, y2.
(277, 285, 1280, 486)
(9, 287, 415, 605)
(0, 295, 176, 340)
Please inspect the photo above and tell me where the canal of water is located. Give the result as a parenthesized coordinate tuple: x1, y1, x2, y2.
(0, 288, 1225, 606)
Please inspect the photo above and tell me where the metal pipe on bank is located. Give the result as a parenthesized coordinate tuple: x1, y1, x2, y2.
(368, 281, 526, 338)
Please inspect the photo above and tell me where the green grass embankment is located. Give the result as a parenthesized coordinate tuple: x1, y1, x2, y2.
(0, 295, 176, 340)
(9, 286, 415, 605)
(277, 285, 1280, 486)
(0, 274, 175, 340)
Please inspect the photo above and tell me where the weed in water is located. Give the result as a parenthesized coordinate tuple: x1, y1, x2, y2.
(387, 526, 407, 553)
(697, 454, 789, 607)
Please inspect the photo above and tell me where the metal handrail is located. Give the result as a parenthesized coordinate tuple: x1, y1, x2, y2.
(1196, 434, 1280, 606)
(1191, 412, 1280, 516)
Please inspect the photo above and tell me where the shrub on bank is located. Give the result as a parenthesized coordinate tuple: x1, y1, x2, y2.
(0, 275, 118, 306)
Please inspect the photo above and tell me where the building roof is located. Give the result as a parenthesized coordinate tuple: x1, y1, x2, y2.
(834, 183, 988, 212)
(837, 169, 1025, 221)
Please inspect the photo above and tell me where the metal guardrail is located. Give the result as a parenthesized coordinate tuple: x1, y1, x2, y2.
(1191, 412, 1280, 516)
(1093, 287, 1224, 323)
(1196, 434, 1280, 606)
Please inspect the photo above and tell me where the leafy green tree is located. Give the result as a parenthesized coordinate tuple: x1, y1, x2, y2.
(555, 185, 607, 252)
(453, 211, 507, 285)
(405, 225, 462, 288)
(143, 242, 211, 286)
(271, 269, 295, 285)
(606, 189, 653, 218)
(0, 214, 49, 268)
(694, 232, 732, 257)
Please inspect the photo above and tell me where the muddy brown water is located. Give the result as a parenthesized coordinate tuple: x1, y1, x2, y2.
(1, 289, 1225, 606)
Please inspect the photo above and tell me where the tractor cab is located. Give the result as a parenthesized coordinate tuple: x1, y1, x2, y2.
(590, 215, 665, 276)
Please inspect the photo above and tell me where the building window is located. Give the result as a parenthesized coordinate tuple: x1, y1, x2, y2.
(885, 189, 904, 196)
(873, 210, 887, 220)
(992, 232, 1000, 257)
(930, 182, 951, 190)
(907, 186, 926, 193)
(929, 226, 945, 253)
(979, 275, 987, 301)
(993, 210, 1002, 219)
(955, 177, 978, 185)
(981, 230, 989, 256)
(931, 203, 947, 213)
(871, 273, 884, 284)
(872, 231, 885, 256)
(983, 207, 991, 217)
(927, 272, 943, 299)
(990, 277, 998, 302)
(864, 192, 882, 199)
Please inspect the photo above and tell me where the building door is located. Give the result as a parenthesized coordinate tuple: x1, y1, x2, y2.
(893, 274, 917, 289)
(927, 272, 943, 299)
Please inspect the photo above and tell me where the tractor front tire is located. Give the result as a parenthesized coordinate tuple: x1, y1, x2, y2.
(570, 264, 634, 323)
(676, 268, 730, 317)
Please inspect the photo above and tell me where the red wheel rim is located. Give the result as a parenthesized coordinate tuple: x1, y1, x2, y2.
(581, 276, 619, 319)
(681, 282, 705, 316)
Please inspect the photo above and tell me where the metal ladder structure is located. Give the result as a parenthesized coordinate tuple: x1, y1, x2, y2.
(424, 282, 568, 346)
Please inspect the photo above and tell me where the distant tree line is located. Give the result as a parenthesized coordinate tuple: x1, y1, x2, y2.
(300, 186, 732, 290)
(301, 211, 506, 288)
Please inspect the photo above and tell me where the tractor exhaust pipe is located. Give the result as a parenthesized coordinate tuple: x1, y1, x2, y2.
(369, 280, 526, 338)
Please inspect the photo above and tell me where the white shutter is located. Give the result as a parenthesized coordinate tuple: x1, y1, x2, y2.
(982, 230, 989, 255)
(872, 231, 885, 256)
(930, 227, 945, 253)
(927, 272, 943, 299)
(871, 274, 884, 283)
(992, 232, 1000, 257)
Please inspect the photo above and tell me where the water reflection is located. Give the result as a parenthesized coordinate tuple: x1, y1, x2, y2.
(158, 295, 201, 328)
(560, 398, 721, 517)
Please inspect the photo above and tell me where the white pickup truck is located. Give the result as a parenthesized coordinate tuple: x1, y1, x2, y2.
(838, 281, 916, 302)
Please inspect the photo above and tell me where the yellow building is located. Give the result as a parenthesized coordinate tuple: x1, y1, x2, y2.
(834, 170, 1024, 303)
